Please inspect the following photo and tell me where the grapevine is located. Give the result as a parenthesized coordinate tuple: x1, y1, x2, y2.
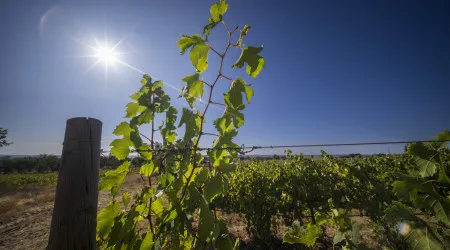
(96, 0, 265, 249)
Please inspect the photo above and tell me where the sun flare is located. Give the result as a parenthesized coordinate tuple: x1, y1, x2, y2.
(94, 46, 118, 64)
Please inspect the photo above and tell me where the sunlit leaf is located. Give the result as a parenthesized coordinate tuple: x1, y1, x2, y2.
(99, 161, 130, 196)
(177, 34, 205, 55)
(97, 201, 121, 239)
(182, 73, 204, 108)
(110, 138, 132, 160)
(190, 43, 210, 72)
(113, 122, 132, 136)
(237, 25, 251, 46)
(204, 175, 225, 202)
(126, 102, 146, 118)
(140, 162, 156, 177)
(122, 192, 131, 209)
(232, 46, 265, 78)
(209, 0, 228, 22)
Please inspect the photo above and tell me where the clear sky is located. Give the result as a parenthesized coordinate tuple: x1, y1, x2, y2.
(0, 0, 449, 156)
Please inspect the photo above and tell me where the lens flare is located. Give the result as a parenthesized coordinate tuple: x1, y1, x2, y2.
(396, 222, 411, 236)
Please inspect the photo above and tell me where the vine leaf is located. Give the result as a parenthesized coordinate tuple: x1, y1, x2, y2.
(177, 35, 205, 55)
(181, 73, 204, 108)
(177, 35, 209, 72)
(232, 46, 265, 78)
(135, 109, 154, 125)
(140, 232, 154, 250)
(97, 201, 121, 239)
(179, 108, 201, 142)
(110, 138, 132, 161)
(99, 161, 131, 197)
(151, 197, 165, 218)
(209, 0, 228, 22)
(203, 22, 218, 40)
(438, 171, 450, 185)
(198, 197, 215, 240)
(237, 25, 251, 46)
(406, 228, 443, 250)
(113, 122, 132, 136)
(122, 192, 131, 210)
(415, 157, 438, 177)
(140, 162, 156, 177)
(283, 221, 320, 247)
(224, 77, 253, 111)
(204, 175, 225, 202)
(213, 129, 238, 149)
(126, 102, 146, 118)
(190, 43, 210, 72)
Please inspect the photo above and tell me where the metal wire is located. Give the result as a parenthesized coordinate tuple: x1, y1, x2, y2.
(100, 139, 450, 155)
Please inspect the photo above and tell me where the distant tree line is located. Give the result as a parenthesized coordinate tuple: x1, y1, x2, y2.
(0, 154, 146, 174)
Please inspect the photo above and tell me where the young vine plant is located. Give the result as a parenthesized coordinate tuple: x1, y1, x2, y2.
(96, 0, 265, 249)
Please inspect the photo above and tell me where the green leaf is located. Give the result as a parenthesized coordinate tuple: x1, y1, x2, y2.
(431, 129, 450, 150)
(392, 180, 419, 201)
(151, 197, 165, 218)
(414, 190, 450, 226)
(204, 175, 225, 202)
(406, 228, 443, 250)
(122, 192, 131, 209)
(138, 144, 152, 160)
(224, 77, 253, 111)
(129, 131, 142, 150)
(198, 197, 215, 240)
(195, 167, 209, 184)
(97, 201, 121, 239)
(209, 0, 228, 22)
(232, 46, 265, 78)
(385, 201, 419, 223)
(113, 122, 132, 136)
(182, 73, 204, 108)
(162, 209, 178, 224)
(179, 108, 201, 142)
(333, 231, 346, 246)
(130, 91, 142, 101)
(283, 221, 320, 247)
(225, 107, 245, 128)
(214, 115, 233, 135)
(140, 231, 154, 250)
(190, 43, 210, 72)
(136, 108, 153, 125)
(110, 138, 132, 160)
(237, 25, 251, 46)
(126, 102, 146, 118)
(415, 157, 438, 177)
(438, 171, 450, 185)
(140, 162, 156, 177)
(203, 22, 218, 40)
(152, 80, 163, 90)
(213, 129, 238, 149)
(177, 34, 205, 55)
(99, 161, 130, 196)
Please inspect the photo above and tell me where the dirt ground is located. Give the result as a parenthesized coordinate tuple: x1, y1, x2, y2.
(0, 173, 381, 250)
(0, 173, 143, 250)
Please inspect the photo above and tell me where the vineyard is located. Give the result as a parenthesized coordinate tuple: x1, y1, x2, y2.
(0, 0, 449, 249)
(0, 138, 449, 249)
(91, 1, 450, 249)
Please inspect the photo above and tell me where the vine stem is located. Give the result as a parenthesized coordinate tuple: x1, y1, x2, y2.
(180, 21, 237, 200)
(147, 90, 156, 235)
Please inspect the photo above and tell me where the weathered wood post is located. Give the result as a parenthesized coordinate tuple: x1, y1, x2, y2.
(47, 117, 102, 250)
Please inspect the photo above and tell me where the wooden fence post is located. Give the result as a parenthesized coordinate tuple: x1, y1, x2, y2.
(47, 117, 102, 250)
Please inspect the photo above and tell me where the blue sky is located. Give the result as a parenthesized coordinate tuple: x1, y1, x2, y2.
(0, 0, 449, 156)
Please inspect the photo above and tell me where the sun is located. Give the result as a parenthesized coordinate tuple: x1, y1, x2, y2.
(94, 46, 118, 64)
